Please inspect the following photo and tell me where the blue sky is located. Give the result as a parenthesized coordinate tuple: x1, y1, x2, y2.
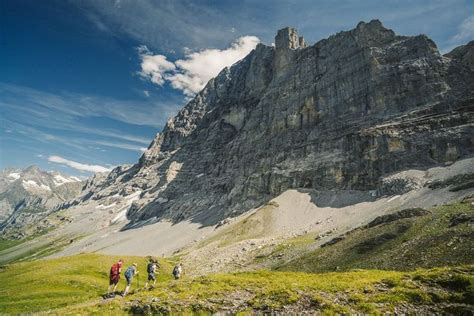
(1, 0, 473, 176)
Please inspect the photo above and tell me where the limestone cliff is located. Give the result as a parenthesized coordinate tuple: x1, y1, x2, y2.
(66, 20, 474, 228)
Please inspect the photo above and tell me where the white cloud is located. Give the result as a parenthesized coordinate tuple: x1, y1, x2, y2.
(48, 155, 112, 173)
(92, 140, 148, 152)
(138, 36, 260, 96)
(138, 45, 176, 85)
(452, 15, 474, 42)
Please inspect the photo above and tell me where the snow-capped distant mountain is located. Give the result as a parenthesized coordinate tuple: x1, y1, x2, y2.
(0, 166, 85, 238)
(50, 173, 82, 187)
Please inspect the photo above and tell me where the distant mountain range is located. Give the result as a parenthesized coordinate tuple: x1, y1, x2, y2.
(0, 166, 84, 238)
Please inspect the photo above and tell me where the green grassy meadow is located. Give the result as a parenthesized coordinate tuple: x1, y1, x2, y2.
(0, 253, 472, 314)
(279, 201, 474, 272)
(0, 253, 174, 314)
(0, 201, 472, 314)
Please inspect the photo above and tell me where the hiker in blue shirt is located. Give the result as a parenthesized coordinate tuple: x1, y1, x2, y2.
(122, 263, 139, 297)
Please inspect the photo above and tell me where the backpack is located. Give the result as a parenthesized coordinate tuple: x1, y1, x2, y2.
(124, 266, 134, 279)
(110, 263, 119, 277)
(147, 263, 155, 274)
(173, 265, 180, 276)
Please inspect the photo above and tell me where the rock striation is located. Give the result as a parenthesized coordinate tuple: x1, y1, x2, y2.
(66, 20, 474, 228)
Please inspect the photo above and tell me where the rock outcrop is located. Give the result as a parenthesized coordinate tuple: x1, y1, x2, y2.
(446, 41, 474, 71)
(67, 20, 474, 228)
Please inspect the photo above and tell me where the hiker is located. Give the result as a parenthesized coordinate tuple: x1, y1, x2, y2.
(122, 263, 139, 297)
(172, 263, 183, 280)
(107, 259, 123, 295)
(144, 258, 159, 288)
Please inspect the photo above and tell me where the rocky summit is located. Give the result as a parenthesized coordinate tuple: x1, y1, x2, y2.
(64, 20, 474, 228)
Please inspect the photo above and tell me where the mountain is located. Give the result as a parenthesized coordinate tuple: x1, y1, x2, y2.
(0, 166, 83, 238)
(1, 20, 473, 315)
(61, 20, 473, 228)
(1, 20, 472, 265)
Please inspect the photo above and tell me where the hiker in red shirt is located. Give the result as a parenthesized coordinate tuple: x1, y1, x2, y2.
(107, 259, 123, 296)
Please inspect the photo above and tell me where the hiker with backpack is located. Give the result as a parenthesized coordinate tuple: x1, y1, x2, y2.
(122, 263, 139, 297)
(144, 258, 159, 288)
(107, 259, 123, 296)
(172, 263, 183, 280)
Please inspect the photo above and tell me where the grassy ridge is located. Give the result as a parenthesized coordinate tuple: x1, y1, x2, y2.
(0, 238, 22, 252)
(0, 254, 472, 314)
(132, 266, 473, 314)
(0, 235, 80, 265)
(0, 253, 174, 314)
(276, 201, 474, 272)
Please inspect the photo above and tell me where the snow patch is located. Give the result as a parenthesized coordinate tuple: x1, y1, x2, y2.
(125, 191, 142, 201)
(110, 191, 142, 224)
(387, 195, 401, 203)
(96, 203, 116, 210)
(53, 174, 80, 186)
(40, 184, 51, 191)
(7, 173, 21, 181)
(111, 206, 129, 224)
(22, 180, 51, 192)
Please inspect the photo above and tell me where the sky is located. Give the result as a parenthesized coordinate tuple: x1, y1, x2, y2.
(1, 0, 473, 176)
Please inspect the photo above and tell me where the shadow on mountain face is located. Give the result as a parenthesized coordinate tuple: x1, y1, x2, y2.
(297, 189, 377, 208)
(119, 21, 474, 232)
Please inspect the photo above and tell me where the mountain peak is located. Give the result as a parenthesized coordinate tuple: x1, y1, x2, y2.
(24, 165, 41, 173)
(275, 27, 307, 50)
(446, 40, 474, 71)
(352, 19, 396, 44)
(356, 19, 384, 30)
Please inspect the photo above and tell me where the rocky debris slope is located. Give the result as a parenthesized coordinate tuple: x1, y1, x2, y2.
(59, 20, 474, 229)
(0, 166, 83, 238)
(2, 158, 472, 265)
(180, 167, 474, 275)
(278, 195, 474, 273)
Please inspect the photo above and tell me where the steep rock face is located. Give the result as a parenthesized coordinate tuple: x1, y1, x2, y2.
(446, 41, 474, 71)
(73, 20, 474, 227)
(0, 166, 83, 238)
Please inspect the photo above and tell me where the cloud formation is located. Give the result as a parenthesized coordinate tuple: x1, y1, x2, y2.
(452, 15, 474, 42)
(1, 83, 172, 173)
(48, 155, 112, 173)
(76, 0, 253, 53)
(0, 83, 180, 129)
(138, 36, 260, 96)
(138, 46, 176, 85)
